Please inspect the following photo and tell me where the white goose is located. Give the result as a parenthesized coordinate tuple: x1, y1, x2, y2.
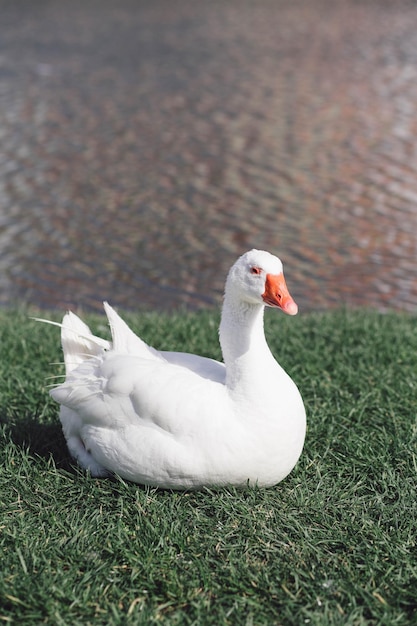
(48, 249, 306, 489)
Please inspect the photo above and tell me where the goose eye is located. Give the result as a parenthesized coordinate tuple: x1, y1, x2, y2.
(250, 266, 262, 275)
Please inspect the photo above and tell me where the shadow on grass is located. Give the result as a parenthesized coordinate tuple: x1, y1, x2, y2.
(2, 414, 76, 473)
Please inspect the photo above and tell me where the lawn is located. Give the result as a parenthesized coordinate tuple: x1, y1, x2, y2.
(1, 308, 416, 625)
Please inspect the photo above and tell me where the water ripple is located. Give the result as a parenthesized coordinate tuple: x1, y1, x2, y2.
(1, 0, 417, 313)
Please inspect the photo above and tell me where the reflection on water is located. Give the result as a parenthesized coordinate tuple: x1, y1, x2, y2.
(1, 0, 417, 313)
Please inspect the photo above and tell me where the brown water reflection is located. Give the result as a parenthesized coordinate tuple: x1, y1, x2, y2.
(1, 0, 417, 313)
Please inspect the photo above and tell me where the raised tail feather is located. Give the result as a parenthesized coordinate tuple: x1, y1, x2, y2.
(35, 303, 162, 377)
(60, 311, 110, 374)
(103, 301, 160, 358)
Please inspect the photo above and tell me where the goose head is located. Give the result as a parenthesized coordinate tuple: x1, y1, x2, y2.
(225, 249, 298, 315)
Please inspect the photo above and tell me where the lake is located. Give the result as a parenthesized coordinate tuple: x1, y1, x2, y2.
(1, 0, 416, 314)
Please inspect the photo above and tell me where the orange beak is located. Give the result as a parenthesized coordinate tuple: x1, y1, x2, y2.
(262, 273, 298, 315)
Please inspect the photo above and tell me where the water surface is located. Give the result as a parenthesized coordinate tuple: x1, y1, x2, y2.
(1, 0, 416, 313)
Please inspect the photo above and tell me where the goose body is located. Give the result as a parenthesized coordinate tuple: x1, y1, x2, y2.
(50, 250, 306, 489)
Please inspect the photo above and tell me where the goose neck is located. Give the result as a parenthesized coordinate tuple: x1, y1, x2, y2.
(219, 296, 271, 374)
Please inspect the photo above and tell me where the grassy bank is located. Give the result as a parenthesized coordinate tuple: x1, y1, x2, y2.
(1, 308, 416, 625)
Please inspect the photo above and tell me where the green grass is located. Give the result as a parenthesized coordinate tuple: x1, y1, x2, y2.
(1, 308, 416, 625)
